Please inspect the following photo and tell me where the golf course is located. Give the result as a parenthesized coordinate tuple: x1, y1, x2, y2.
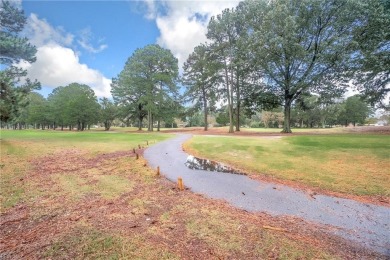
(1, 127, 389, 259)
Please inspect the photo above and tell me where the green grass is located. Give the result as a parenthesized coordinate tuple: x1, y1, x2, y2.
(0, 129, 169, 150)
(184, 134, 390, 197)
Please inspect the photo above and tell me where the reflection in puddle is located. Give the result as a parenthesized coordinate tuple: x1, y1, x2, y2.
(185, 155, 247, 175)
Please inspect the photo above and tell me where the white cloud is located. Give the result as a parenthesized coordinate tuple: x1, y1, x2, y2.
(19, 44, 111, 97)
(21, 14, 111, 97)
(78, 27, 108, 54)
(156, 16, 207, 65)
(24, 13, 74, 47)
(143, 0, 240, 68)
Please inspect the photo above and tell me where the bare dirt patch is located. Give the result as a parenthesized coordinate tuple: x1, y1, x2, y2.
(0, 146, 385, 259)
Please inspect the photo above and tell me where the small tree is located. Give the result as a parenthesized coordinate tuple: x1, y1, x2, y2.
(100, 97, 117, 131)
(344, 95, 372, 126)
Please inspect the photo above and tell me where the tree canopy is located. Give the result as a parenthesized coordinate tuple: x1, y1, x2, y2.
(182, 43, 220, 131)
(111, 44, 179, 131)
(0, 0, 40, 124)
(47, 83, 100, 130)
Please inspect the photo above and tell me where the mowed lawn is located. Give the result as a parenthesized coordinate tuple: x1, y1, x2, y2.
(184, 134, 390, 198)
(1, 129, 363, 259)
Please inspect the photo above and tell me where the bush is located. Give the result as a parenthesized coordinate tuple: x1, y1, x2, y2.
(250, 121, 262, 128)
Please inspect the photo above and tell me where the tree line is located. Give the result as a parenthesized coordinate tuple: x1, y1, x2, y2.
(209, 94, 374, 129)
(1, 0, 389, 132)
(182, 0, 389, 133)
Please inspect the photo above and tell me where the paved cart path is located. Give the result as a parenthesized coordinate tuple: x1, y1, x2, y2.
(144, 134, 390, 255)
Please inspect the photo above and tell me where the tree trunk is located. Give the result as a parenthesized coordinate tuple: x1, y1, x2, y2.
(235, 74, 240, 132)
(223, 56, 234, 133)
(138, 116, 142, 130)
(202, 88, 208, 131)
(157, 118, 160, 131)
(282, 99, 292, 133)
(148, 109, 153, 131)
(235, 102, 240, 132)
(105, 121, 110, 131)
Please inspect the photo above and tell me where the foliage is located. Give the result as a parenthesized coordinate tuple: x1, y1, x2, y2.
(182, 43, 220, 130)
(47, 83, 100, 130)
(238, 0, 362, 133)
(341, 95, 372, 126)
(351, 0, 390, 109)
(261, 110, 284, 128)
(111, 44, 179, 131)
(99, 97, 117, 131)
(25, 92, 50, 128)
(206, 8, 239, 133)
(0, 0, 36, 65)
(0, 1, 40, 123)
(216, 109, 229, 126)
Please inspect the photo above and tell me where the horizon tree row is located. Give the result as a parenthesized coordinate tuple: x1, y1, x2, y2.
(0, 83, 116, 131)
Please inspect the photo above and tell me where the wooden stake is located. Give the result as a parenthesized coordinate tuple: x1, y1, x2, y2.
(177, 177, 184, 191)
(146, 140, 149, 145)
(157, 166, 160, 176)
(136, 153, 139, 160)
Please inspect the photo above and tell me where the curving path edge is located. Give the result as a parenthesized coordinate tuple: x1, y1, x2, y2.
(144, 134, 390, 256)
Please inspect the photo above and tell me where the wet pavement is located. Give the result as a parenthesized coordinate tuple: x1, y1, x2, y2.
(144, 134, 390, 256)
(185, 155, 247, 175)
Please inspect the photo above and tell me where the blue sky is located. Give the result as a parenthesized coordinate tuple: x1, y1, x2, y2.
(15, 0, 240, 98)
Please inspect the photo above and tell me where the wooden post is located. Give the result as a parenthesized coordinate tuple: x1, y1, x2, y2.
(136, 153, 139, 160)
(177, 177, 184, 191)
(146, 140, 149, 146)
(157, 166, 160, 176)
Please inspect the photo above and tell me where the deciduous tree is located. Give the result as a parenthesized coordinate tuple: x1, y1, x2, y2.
(239, 0, 362, 133)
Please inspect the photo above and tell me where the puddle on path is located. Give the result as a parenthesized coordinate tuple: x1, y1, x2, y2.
(185, 155, 247, 175)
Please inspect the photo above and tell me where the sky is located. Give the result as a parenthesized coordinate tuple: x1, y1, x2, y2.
(14, 0, 240, 98)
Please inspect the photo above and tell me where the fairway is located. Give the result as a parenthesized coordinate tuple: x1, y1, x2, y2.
(184, 134, 390, 201)
(2, 129, 371, 259)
